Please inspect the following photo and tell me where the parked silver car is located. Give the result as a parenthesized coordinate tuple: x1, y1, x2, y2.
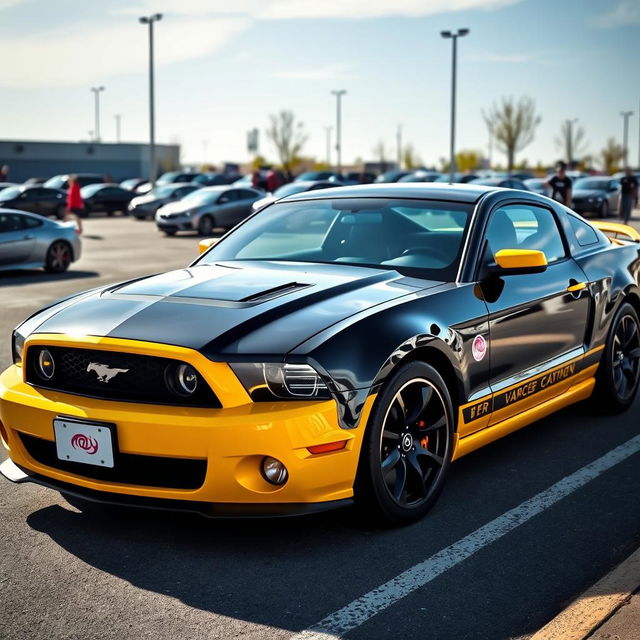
(0, 208, 81, 273)
(155, 186, 262, 236)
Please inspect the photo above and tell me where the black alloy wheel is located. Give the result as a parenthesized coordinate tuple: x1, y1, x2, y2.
(356, 361, 454, 525)
(45, 241, 72, 273)
(198, 215, 214, 236)
(594, 302, 640, 412)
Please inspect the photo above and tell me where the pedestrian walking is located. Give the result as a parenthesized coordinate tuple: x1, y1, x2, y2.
(65, 174, 84, 233)
(618, 167, 638, 224)
(545, 161, 573, 208)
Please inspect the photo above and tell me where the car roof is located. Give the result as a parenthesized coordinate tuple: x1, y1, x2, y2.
(281, 182, 494, 204)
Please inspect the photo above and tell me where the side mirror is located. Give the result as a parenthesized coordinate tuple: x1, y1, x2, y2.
(493, 249, 548, 274)
(198, 238, 218, 254)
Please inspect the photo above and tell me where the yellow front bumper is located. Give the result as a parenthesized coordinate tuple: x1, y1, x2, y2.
(0, 335, 372, 512)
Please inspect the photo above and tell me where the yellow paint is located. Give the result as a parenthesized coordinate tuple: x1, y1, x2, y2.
(0, 333, 378, 505)
(494, 248, 547, 270)
(198, 238, 218, 255)
(566, 282, 587, 292)
(592, 221, 640, 243)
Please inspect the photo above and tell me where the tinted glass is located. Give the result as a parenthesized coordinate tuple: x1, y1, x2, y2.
(485, 205, 565, 263)
(23, 215, 43, 228)
(569, 215, 599, 246)
(573, 178, 609, 190)
(197, 198, 473, 280)
(0, 213, 25, 232)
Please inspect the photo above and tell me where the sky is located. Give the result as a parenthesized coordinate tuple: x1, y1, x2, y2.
(0, 0, 638, 170)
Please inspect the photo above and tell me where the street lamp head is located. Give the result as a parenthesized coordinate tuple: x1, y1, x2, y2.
(440, 30, 452, 38)
(139, 16, 149, 24)
(458, 28, 470, 37)
(153, 13, 163, 21)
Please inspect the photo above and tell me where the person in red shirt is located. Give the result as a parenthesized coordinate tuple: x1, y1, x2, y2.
(65, 174, 84, 233)
(266, 169, 283, 193)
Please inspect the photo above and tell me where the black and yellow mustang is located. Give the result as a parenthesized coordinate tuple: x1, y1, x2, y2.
(2, 184, 639, 524)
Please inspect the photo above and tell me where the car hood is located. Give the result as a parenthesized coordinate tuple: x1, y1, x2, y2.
(131, 194, 166, 208)
(157, 200, 201, 215)
(27, 261, 438, 358)
(573, 189, 607, 198)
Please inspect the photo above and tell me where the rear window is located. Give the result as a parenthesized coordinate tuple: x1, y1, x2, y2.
(568, 215, 600, 246)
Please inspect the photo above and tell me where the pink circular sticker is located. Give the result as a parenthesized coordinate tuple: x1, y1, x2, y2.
(472, 335, 487, 362)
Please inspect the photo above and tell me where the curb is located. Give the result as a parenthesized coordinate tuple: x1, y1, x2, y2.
(530, 547, 640, 640)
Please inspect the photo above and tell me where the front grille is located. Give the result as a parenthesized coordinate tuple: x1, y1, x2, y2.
(25, 346, 220, 407)
(19, 433, 207, 489)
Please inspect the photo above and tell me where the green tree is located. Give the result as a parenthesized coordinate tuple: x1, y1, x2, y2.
(265, 111, 309, 180)
(483, 96, 541, 173)
(455, 149, 482, 173)
(402, 144, 422, 169)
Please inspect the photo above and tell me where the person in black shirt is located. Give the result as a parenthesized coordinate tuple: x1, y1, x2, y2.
(545, 162, 573, 208)
(618, 167, 638, 224)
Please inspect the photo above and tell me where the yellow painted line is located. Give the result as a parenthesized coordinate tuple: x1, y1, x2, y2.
(530, 547, 640, 640)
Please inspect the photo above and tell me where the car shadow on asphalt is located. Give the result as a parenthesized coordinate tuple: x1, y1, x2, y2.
(0, 270, 99, 286)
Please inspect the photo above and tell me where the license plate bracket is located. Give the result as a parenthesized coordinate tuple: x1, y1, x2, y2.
(53, 417, 117, 469)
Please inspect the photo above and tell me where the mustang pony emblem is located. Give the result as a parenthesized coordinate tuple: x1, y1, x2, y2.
(86, 362, 129, 383)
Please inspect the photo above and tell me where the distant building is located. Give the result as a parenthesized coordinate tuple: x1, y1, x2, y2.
(0, 139, 180, 183)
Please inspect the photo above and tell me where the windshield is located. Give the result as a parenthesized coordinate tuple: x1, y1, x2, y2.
(44, 176, 65, 189)
(0, 186, 21, 200)
(196, 197, 472, 280)
(182, 189, 222, 206)
(157, 171, 179, 183)
(151, 184, 182, 198)
(574, 178, 611, 190)
(80, 184, 103, 197)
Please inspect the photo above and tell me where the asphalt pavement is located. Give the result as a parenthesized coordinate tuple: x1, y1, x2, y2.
(1, 212, 640, 640)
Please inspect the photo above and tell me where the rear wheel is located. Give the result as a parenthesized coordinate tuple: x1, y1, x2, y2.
(355, 361, 454, 525)
(198, 215, 214, 236)
(44, 240, 72, 273)
(593, 302, 640, 412)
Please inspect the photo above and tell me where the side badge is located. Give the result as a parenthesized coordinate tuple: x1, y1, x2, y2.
(472, 335, 487, 362)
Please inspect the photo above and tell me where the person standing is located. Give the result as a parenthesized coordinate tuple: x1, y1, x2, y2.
(618, 167, 638, 224)
(65, 174, 84, 233)
(0, 165, 9, 182)
(545, 161, 573, 208)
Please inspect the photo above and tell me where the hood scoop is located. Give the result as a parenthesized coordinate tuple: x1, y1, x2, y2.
(239, 282, 311, 303)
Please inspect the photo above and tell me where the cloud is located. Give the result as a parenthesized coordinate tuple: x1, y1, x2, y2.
(0, 16, 249, 88)
(271, 63, 352, 80)
(592, 1, 640, 28)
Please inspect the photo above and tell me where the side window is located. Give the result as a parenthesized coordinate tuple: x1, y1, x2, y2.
(485, 205, 566, 264)
(23, 216, 43, 229)
(239, 189, 257, 200)
(0, 213, 24, 232)
(568, 215, 599, 247)
(221, 190, 238, 202)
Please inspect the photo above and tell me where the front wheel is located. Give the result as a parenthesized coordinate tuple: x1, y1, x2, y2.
(600, 201, 610, 218)
(593, 302, 640, 412)
(198, 215, 214, 236)
(355, 361, 454, 525)
(44, 240, 72, 273)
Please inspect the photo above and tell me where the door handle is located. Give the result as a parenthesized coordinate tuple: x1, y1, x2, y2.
(23, 235, 34, 240)
(567, 281, 587, 293)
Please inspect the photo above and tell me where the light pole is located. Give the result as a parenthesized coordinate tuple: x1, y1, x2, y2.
(139, 13, 162, 187)
(620, 110, 633, 167)
(565, 118, 578, 166)
(324, 126, 333, 167)
(441, 28, 469, 183)
(90, 86, 105, 142)
(114, 114, 122, 143)
(396, 124, 403, 169)
(331, 90, 347, 174)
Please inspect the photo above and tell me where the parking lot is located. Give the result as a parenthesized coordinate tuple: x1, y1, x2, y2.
(0, 212, 639, 640)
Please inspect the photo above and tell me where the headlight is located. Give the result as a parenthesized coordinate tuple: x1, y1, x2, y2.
(230, 363, 331, 401)
(587, 198, 594, 203)
(11, 329, 26, 366)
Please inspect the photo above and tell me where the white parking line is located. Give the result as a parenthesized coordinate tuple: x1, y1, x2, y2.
(291, 433, 640, 640)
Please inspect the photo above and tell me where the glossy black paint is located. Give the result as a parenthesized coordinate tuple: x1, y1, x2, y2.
(16, 184, 640, 430)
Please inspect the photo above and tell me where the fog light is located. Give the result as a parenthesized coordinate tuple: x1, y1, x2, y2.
(165, 362, 198, 396)
(261, 456, 288, 485)
(37, 349, 55, 380)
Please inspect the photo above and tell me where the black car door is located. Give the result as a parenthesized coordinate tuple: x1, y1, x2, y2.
(478, 202, 593, 425)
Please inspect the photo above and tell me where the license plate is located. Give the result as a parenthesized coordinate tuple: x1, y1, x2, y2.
(54, 418, 115, 468)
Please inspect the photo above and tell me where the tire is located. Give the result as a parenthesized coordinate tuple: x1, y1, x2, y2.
(355, 361, 455, 526)
(55, 204, 65, 220)
(592, 302, 640, 412)
(44, 240, 72, 273)
(600, 201, 609, 218)
(198, 215, 214, 236)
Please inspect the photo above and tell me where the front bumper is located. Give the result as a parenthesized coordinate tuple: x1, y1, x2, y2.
(156, 216, 194, 231)
(0, 335, 371, 514)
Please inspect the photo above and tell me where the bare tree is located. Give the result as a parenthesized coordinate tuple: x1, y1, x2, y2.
(555, 120, 587, 165)
(600, 138, 624, 174)
(402, 143, 422, 170)
(265, 110, 309, 180)
(483, 96, 541, 173)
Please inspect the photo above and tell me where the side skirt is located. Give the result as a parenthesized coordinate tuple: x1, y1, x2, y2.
(452, 377, 595, 460)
